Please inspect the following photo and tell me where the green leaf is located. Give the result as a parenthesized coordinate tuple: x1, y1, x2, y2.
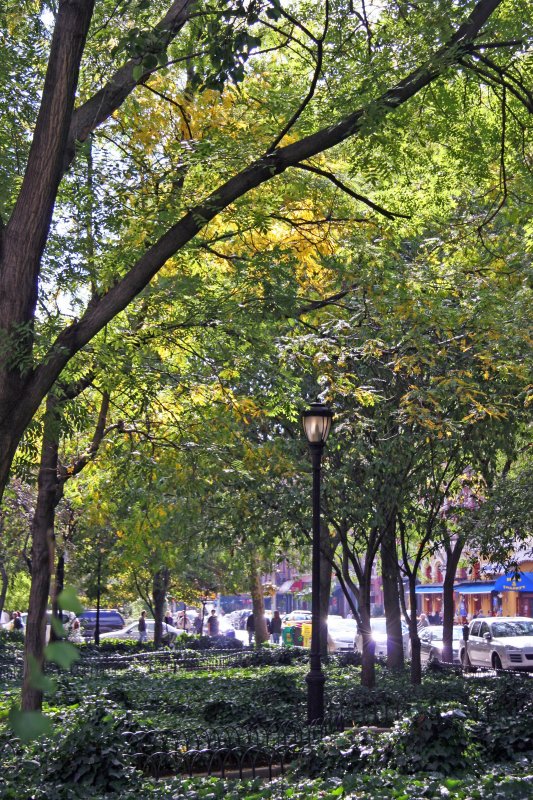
(28, 655, 57, 693)
(142, 53, 158, 70)
(57, 585, 84, 615)
(44, 641, 81, 670)
(50, 615, 67, 638)
(132, 64, 144, 82)
(8, 708, 52, 742)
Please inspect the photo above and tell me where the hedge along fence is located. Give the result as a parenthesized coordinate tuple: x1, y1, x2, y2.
(0, 645, 310, 683)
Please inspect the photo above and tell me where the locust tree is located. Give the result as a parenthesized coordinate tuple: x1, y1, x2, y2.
(0, 0, 529, 504)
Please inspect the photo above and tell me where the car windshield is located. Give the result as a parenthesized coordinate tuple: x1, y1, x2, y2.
(371, 619, 408, 634)
(491, 621, 533, 637)
(328, 617, 356, 627)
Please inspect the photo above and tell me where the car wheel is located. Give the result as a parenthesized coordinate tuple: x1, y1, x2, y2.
(492, 653, 503, 671)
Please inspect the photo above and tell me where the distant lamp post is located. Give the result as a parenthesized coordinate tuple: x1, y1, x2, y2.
(302, 399, 334, 724)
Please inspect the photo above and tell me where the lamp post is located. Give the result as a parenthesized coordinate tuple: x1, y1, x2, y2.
(302, 399, 334, 724)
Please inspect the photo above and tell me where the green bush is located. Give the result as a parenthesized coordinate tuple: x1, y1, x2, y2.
(380, 705, 475, 774)
(43, 702, 139, 791)
(476, 703, 533, 761)
(293, 727, 381, 778)
(0, 628, 24, 647)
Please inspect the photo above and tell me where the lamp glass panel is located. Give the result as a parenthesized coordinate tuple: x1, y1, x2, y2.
(304, 414, 326, 443)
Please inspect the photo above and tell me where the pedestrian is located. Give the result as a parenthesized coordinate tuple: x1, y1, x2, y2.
(12, 612, 23, 631)
(207, 609, 219, 636)
(194, 614, 203, 635)
(433, 610, 442, 625)
(417, 612, 429, 630)
(270, 610, 282, 644)
(68, 618, 83, 643)
(164, 611, 174, 626)
(246, 612, 255, 645)
(138, 610, 148, 643)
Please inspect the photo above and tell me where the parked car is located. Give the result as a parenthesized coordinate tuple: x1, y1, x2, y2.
(460, 617, 533, 671)
(216, 615, 236, 638)
(419, 625, 463, 665)
(281, 610, 312, 628)
(327, 615, 358, 651)
(100, 619, 181, 642)
(228, 609, 251, 630)
(355, 617, 410, 658)
(78, 609, 125, 640)
(2, 611, 70, 641)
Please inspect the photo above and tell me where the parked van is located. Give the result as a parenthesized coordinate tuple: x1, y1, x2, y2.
(78, 609, 125, 640)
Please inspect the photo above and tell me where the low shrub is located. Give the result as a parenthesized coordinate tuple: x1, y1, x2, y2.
(379, 704, 476, 774)
(476, 703, 533, 761)
(293, 727, 382, 778)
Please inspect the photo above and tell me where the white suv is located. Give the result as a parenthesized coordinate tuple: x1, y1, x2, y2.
(460, 617, 533, 671)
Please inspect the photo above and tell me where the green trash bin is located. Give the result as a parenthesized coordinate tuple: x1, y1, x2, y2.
(282, 626, 294, 646)
(293, 627, 303, 646)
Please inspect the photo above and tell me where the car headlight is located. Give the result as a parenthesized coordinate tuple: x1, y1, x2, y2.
(505, 645, 520, 651)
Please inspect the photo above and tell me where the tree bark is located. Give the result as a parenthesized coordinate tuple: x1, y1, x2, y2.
(21, 395, 60, 711)
(153, 566, 170, 648)
(442, 535, 465, 662)
(50, 549, 65, 643)
(407, 578, 422, 685)
(380, 513, 404, 670)
(0, 0, 95, 500)
(358, 585, 376, 689)
(319, 521, 335, 656)
(249, 556, 269, 646)
(0, 560, 8, 618)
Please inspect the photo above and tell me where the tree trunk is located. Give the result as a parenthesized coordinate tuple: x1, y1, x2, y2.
(380, 514, 404, 670)
(94, 550, 102, 646)
(21, 396, 60, 711)
(249, 556, 268, 646)
(442, 536, 464, 663)
(50, 549, 65, 643)
(0, 560, 8, 618)
(408, 579, 422, 685)
(319, 522, 335, 657)
(358, 591, 376, 689)
(0, 0, 96, 502)
(153, 567, 170, 648)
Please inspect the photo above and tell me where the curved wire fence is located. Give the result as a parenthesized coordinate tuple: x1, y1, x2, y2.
(122, 716, 344, 779)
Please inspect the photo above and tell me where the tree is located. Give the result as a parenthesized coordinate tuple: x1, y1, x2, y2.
(0, 0, 525, 503)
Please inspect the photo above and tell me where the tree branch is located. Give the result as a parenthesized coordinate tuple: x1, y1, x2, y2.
(267, 0, 330, 153)
(9, 0, 506, 444)
(294, 163, 410, 219)
(64, 0, 195, 170)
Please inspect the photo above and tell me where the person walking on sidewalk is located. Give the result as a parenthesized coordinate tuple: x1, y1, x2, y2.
(246, 613, 255, 645)
(207, 610, 219, 636)
(138, 611, 148, 643)
(270, 610, 282, 644)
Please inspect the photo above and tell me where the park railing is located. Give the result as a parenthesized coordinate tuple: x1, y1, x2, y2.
(123, 716, 344, 779)
(65, 647, 308, 677)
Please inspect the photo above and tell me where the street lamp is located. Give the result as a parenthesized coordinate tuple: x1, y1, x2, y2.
(302, 399, 334, 724)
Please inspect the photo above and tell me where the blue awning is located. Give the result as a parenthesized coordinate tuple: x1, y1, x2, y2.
(454, 582, 496, 595)
(494, 572, 533, 593)
(415, 584, 443, 595)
